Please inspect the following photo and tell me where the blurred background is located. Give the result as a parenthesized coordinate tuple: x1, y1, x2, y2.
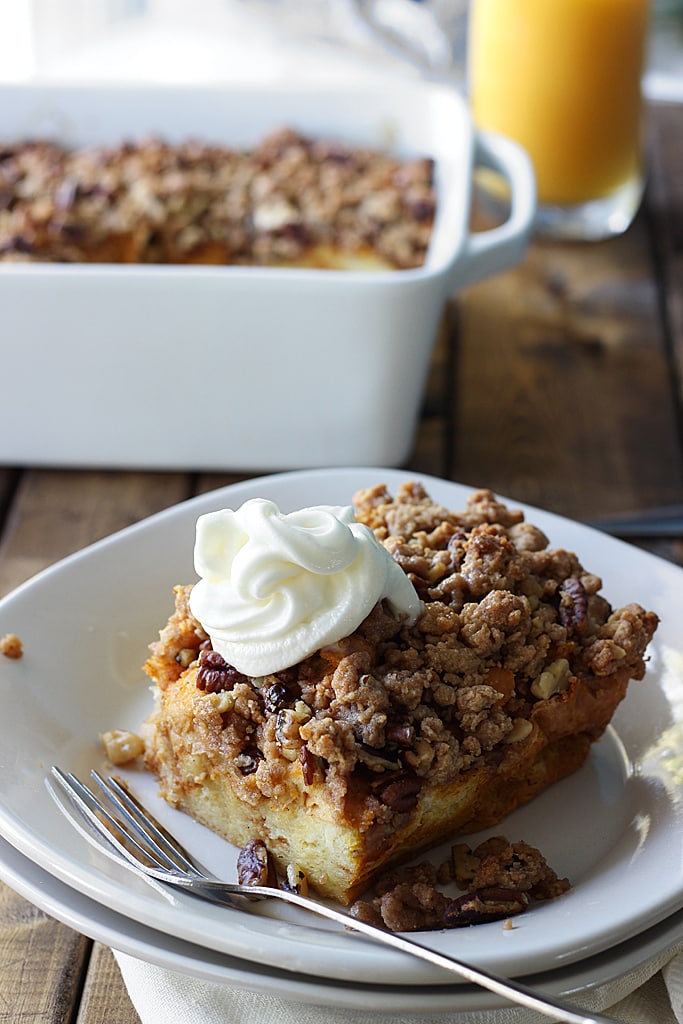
(1, 0, 681, 99)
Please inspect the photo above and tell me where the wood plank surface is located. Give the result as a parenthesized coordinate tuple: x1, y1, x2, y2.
(0, 884, 90, 1023)
(0, 472, 193, 1023)
(0, 470, 193, 596)
(453, 210, 683, 522)
(76, 945, 140, 1024)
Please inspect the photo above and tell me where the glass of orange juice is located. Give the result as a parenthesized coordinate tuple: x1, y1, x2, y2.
(468, 0, 651, 240)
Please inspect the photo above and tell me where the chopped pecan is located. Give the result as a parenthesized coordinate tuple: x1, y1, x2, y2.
(558, 577, 588, 632)
(450, 842, 480, 888)
(275, 702, 311, 760)
(299, 745, 320, 785)
(175, 647, 198, 669)
(262, 679, 289, 715)
(385, 719, 415, 747)
(473, 836, 509, 859)
(356, 745, 402, 772)
(234, 748, 263, 775)
(282, 863, 309, 896)
(530, 658, 571, 700)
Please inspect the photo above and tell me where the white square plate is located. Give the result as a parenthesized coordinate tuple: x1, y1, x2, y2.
(1, 467, 680, 986)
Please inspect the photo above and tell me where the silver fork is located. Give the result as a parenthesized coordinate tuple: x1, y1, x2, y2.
(49, 766, 619, 1024)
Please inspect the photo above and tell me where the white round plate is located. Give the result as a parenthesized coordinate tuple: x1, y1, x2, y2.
(2, 831, 682, 1015)
(0, 468, 682, 986)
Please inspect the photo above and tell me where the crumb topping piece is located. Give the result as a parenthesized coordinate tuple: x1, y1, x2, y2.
(353, 834, 569, 932)
(0, 632, 23, 659)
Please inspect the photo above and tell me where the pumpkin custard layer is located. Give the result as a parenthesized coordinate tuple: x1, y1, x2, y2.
(141, 483, 658, 905)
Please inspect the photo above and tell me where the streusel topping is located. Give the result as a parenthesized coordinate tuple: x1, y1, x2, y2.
(144, 483, 658, 833)
(0, 130, 435, 268)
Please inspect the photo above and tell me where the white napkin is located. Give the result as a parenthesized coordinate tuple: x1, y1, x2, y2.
(114, 944, 683, 1024)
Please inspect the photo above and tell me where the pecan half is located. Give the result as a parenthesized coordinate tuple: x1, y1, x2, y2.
(376, 773, 422, 812)
(236, 838, 277, 888)
(196, 649, 247, 693)
(443, 887, 529, 928)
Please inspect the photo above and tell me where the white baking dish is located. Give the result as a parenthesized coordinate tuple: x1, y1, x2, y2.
(0, 81, 534, 470)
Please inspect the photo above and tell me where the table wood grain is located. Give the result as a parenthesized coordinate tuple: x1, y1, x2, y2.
(0, 101, 682, 1023)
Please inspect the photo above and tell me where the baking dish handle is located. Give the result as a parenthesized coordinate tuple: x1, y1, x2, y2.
(455, 129, 536, 290)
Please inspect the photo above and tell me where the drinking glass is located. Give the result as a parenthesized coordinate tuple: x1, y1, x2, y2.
(468, 0, 651, 241)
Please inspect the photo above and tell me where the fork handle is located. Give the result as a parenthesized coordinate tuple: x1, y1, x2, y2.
(161, 875, 615, 1024)
(353, 921, 613, 1024)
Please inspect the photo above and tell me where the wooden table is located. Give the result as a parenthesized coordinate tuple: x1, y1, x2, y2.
(1, 101, 682, 1022)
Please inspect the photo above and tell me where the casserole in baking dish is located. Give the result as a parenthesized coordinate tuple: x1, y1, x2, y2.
(0, 81, 535, 470)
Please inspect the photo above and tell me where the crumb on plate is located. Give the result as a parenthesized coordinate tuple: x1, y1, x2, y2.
(0, 633, 23, 659)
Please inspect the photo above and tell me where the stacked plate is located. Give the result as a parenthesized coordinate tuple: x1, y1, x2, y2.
(1, 468, 682, 1015)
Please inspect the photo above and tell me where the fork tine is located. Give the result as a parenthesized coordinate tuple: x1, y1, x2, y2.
(49, 766, 165, 869)
(89, 771, 203, 877)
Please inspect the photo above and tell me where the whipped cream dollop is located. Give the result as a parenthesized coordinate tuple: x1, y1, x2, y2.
(189, 498, 421, 677)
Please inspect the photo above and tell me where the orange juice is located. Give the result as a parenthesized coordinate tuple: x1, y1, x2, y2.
(468, 0, 650, 206)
